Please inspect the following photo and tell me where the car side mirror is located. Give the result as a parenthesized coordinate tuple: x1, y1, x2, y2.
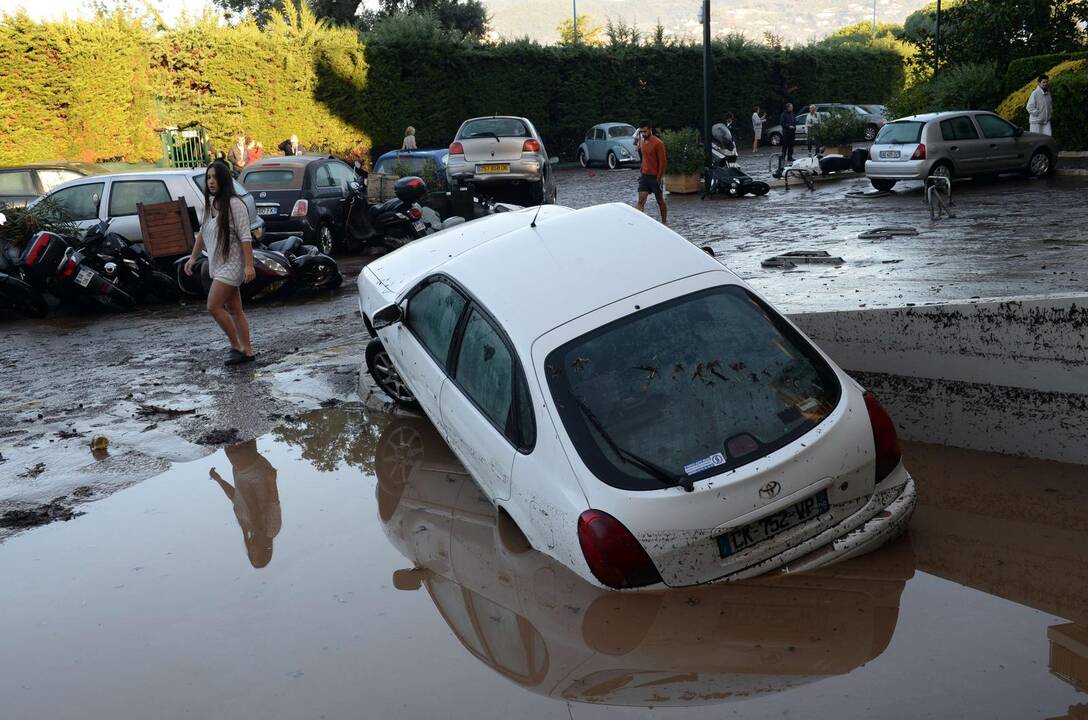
(392, 568, 426, 591)
(372, 303, 403, 329)
(549, 156, 559, 165)
(1014, 126, 1024, 137)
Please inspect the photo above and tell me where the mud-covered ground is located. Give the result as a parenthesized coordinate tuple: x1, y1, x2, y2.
(2, 157, 1086, 530)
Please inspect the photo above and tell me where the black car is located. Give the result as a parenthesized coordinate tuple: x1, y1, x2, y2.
(0, 162, 104, 208)
(239, 156, 361, 255)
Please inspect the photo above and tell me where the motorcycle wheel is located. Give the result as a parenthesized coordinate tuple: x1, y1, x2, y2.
(752, 181, 771, 196)
(97, 283, 135, 312)
(0, 276, 49, 319)
(300, 257, 341, 291)
(145, 271, 181, 304)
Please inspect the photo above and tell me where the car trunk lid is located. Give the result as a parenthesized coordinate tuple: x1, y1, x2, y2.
(461, 138, 526, 163)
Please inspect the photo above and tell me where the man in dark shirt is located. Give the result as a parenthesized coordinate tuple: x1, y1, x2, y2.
(779, 103, 797, 162)
(636, 121, 668, 225)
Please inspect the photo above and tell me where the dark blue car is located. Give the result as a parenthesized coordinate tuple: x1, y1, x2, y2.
(373, 149, 449, 190)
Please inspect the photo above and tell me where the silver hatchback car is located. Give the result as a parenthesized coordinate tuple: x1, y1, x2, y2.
(865, 111, 1058, 191)
(446, 116, 557, 204)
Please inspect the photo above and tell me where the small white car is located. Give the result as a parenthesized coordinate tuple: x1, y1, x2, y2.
(357, 203, 915, 589)
(446, 116, 558, 205)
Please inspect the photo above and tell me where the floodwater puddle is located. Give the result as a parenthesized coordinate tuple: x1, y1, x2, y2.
(1, 408, 1084, 719)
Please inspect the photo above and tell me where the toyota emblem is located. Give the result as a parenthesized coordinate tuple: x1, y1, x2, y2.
(758, 481, 781, 499)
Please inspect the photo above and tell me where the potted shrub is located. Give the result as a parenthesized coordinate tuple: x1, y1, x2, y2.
(809, 109, 868, 155)
(658, 128, 704, 194)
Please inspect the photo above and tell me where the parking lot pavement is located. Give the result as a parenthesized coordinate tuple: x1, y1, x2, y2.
(554, 155, 1088, 313)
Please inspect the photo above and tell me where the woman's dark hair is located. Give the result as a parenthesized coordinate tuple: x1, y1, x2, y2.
(204, 160, 237, 263)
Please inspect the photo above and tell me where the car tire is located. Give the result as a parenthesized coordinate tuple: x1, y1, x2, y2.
(607, 151, 618, 170)
(317, 224, 336, 256)
(870, 178, 897, 191)
(527, 181, 546, 205)
(769, 132, 782, 146)
(929, 161, 953, 180)
(1027, 149, 1054, 178)
(864, 124, 879, 141)
(365, 338, 417, 406)
(578, 149, 589, 168)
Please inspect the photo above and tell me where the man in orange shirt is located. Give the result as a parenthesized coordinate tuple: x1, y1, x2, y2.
(636, 121, 668, 225)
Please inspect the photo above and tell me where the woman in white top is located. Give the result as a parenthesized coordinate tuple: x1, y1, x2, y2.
(751, 106, 766, 153)
(402, 126, 417, 150)
(184, 160, 256, 365)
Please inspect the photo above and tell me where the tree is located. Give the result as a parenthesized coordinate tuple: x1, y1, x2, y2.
(308, 0, 360, 25)
(557, 14, 604, 46)
(361, 0, 488, 37)
(605, 17, 640, 47)
(900, 0, 1088, 72)
(212, 0, 291, 27)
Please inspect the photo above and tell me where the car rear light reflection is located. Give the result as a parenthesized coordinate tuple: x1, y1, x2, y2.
(449, 142, 464, 155)
(522, 139, 541, 153)
(290, 199, 308, 217)
(864, 391, 902, 482)
(407, 207, 422, 220)
(578, 509, 662, 589)
(26, 234, 51, 266)
(911, 144, 926, 160)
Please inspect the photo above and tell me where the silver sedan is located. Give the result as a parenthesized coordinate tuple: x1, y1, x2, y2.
(865, 111, 1058, 191)
(446, 116, 557, 205)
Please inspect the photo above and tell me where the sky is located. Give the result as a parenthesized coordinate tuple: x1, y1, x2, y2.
(0, 0, 383, 22)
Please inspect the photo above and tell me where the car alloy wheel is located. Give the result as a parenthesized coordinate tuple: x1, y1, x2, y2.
(578, 150, 589, 168)
(318, 225, 335, 256)
(365, 339, 416, 404)
(930, 162, 952, 179)
(376, 423, 425, 488)
(1029, 150, 1051, 177)
(865, 124, 878, 141)
(607, 151, 618, 170)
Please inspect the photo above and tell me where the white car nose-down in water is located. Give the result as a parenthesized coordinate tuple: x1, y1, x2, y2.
(357, 203, 915, 590)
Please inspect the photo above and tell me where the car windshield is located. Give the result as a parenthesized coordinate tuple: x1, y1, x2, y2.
(193, 174, 252, 195)
(460, 118, 531, 139)
(545, 285, 841, 491)
(235, 170, 298, 190)
(375, 156, 442, 175)
(875, 121, 924, 144)
(608, 125, 636, 138)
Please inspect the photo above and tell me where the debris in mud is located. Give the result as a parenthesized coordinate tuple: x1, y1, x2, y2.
(319, 398, 342, 408)
(858, 226, 918, 240)
(90, 435, 109, 451)
(0, 501, 82, 529)
(18, 462, 46, 479)
(762, 250, 846, 269)
(196, 428, 241, 446)
(135, 403, 197, 419)
(55, 429, 83, 439)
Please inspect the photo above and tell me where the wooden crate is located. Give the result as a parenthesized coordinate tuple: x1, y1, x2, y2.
(367, 173, 399, 203)
(664, 173, 702, 194)
(137, 198, 195, 258)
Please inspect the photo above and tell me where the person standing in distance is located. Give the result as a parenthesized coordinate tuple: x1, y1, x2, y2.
(751, 106, 766, 153)
(184, 160, 256, 366)
(805, 105, 820, 154)
(636, 121, 667, 225)
(402, 126, 417, 150)
(278, 134, 303, 156)
(1026, 74, 1053, 136)
(779, 103, 797, 162)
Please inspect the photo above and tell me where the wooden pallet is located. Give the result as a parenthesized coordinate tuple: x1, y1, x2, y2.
(137, 198, 195, 257)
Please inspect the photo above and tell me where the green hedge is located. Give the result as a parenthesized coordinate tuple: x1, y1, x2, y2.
(998, 59, 1088, 150)
(0, 9, 904, 165)
(1003, 50, 1088, 96)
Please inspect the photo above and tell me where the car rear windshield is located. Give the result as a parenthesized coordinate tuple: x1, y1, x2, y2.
(545, 285, 841, 491)
(460, 118, 531, 139)
(608, 125, 636, 138)
(875, 121, 924, 144)
(237, 170, 300, 190)
(375, 157, 440, 176)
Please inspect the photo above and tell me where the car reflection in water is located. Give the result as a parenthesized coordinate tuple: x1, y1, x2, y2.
(210, 439, 282, 568)
(374, 417, 915, 707)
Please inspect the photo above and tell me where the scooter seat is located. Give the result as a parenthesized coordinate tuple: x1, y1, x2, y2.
(267, 236, 303, 254)
(369, 198, 403, 217)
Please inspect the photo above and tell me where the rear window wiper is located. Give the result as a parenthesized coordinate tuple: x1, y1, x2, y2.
(467, 131, 501, 142)
(573, 397, 694, 492)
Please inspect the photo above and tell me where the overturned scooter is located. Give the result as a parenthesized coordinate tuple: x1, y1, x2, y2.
(703, 143, 770, 198)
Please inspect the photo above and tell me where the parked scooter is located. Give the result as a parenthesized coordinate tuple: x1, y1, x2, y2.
(344, 174, 465, 251)
(174, 235, 341, 301)
(79, 220, 180, 304)
(447, 173, 520, 220)
(0, 211, 49, 318)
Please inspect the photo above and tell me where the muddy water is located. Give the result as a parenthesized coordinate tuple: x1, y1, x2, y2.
(1, 408, 1084, 720)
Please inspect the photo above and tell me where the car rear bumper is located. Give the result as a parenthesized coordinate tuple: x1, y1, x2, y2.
(865, 159, 929, 180)
(258, 217, 312, 239)
(447, 158, 543, 183)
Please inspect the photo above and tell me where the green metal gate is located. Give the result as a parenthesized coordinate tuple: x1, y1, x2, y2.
(159, 123, 210, 169)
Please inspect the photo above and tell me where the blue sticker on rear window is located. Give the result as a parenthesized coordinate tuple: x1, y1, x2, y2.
(683, 452, 727, 477)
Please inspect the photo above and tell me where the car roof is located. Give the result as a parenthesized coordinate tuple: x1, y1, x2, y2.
(244, 155, 337, 169)
(376, 149, 448, 162)
(1, 161, 105, 175)
(369, 203, 733, 349)
(888, 111, 997, 123)
(593, 122, 635, 128)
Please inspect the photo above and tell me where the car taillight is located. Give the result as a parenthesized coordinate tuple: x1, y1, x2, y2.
(407, 207, 422, 220)
(290, 199, 308, 217)
(910, 144, 926, 160)
(26, 234, 51, 266)
(449, 142, 464, 155)
(578, 510, 662, 589)
(522, 139, 541, 153)
(864, 391, 902, 483)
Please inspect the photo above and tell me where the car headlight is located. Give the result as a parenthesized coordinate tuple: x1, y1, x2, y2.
(619, 148, 630, 157)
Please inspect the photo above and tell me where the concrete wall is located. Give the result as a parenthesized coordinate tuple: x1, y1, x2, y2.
(789, 296, 1088, 465)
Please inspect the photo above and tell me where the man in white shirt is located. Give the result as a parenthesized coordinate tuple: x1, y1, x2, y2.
(805, 105, 820, 153)
(1026, 74, 1053, 136)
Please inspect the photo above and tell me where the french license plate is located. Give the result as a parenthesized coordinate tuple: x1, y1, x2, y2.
(257, 206, 278, 216)
(879, 150, 901, 159)
(74, 268, 94, 288)
(717, 489, 830, 558)
(412, 220, 426, 233)
(477, 163, 510, 174)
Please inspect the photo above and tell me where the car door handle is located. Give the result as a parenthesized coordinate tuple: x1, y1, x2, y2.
(950, 146, 959, 151)
(989, 144, 998, 149)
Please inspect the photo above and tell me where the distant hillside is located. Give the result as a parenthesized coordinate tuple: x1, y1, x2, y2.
(483, 0, 930, 45)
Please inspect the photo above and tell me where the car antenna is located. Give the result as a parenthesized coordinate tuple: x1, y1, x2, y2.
(530, 201, 544, 228)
